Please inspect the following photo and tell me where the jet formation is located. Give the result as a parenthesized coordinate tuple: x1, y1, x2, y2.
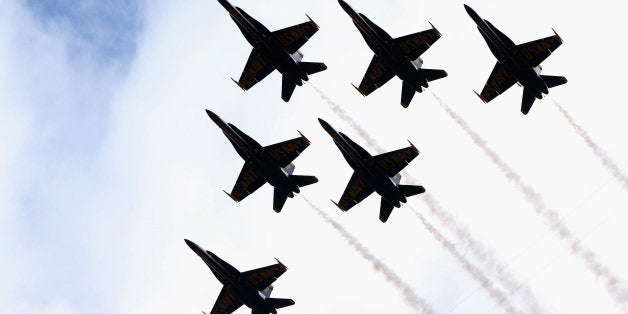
(219, 0, 327, 102)
(319, 118, 425, 222)
(206, 110, 317, 212)
(465, 5, 567, 114)
(185, 239, 294, 314)
(339, 0, 447, 108)
(189, 2, 571, 312)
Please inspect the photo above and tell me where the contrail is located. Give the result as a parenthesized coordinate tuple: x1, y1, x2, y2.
(300, 195, 434, 314)
(406, 204, 520, 314)
(551, 98, 628, 191)
(430, 90, 628, 307)
(420, 193, 544, 313)
(307, 82, 385, 153)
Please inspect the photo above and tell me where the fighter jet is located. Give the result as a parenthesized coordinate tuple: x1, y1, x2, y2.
(318, 118, 425, 222)
(465, 4, 567, 115)
(185, 239, 295, 314)
(218, 0, 327, 102)
(206, 110, 317, 212)
(338, 0, 447, 108)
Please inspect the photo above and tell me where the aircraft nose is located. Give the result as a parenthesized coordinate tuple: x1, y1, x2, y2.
(318, 118, 333, 133)
(317, 118, 328, 127)
(184, 239, 202, 253)
(463, 4, 478, 18)
(338, 0, 352, 13)
(205, 109, 219, 121)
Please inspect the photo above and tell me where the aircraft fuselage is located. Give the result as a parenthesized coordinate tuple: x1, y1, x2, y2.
(220, 0, 309, 86)
(465, 5, 548, 99)
(185, 239, 278, 314)
(340, 0, 429, 92)
(319, 119, 406, 207)
(208, 111, 300, 198)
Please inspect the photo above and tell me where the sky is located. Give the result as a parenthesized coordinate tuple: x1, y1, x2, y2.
(1, 0, 628, 313)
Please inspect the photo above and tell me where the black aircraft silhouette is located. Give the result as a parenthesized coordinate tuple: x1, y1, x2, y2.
(465, 4, 567, 114)
(319, 118, 425, 222)
(186, 239, 294, 314)
(339, 0, 447, 108)
(206, 110, 317, 212)
(218, 0, 327, 101)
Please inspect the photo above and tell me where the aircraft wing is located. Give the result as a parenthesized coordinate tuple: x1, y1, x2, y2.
(263, 133, 310, 167)
(234, 49, 275, 91)
(227, 163, 267, 202)
(393, 25, 441, 60)
(241, 260, 288, 291)
(354, 55, 395, 96)
(373, 144, 419, 177)
(477, 62, 517, 103)
(271, 17, 319, 54)
(516, 33, 563, 67)
(336, 172, 374, 211)
(210, 286, 243, 314)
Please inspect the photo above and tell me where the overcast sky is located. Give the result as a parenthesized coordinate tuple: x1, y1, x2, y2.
(2, 0, 628, 313)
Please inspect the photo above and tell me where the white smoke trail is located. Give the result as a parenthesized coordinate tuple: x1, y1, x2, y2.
(300, 195, 434, 314)
(307, 82, 385, 153)
(551, 98, 628, 191)
(430, 90, 628, 307)
(420, 193, 544, 313)
(406, 204, 520, 314)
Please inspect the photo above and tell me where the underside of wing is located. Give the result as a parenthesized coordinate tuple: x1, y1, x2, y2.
(271, 16, 319, 54)
(516, 32, 563, 67)
(263, 133, 310, 167)
(373, 143, 419, 177)
(241, 260, 288, 291)
(335, 172, 374, 211)
(477, 62, 517, 103)
(227, 163, 266, 202)
(210, 287, 243, 314)
(393, 24, 441, 60)
(354, 55, 395, 96)
(234, 49, 275, 91)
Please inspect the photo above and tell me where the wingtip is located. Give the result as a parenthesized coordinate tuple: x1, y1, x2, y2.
(428, 21, 441, 37)
(351, 83, 366, 96)
(231, 78, 247, 91)
(274, 258, 287, 269)
(474, 90, 487, 103)
(297, 130, 311, 144)
(331, 200, 346, 211)
(552, 28, 563, 43)
(223, 190, 239, 202)
(407, 140, 420, 154)
(305, 14, 319, 29)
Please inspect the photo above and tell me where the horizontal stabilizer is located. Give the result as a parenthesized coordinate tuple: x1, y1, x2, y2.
(401, 81, 416, 108)
(422, 68, 448, 82)
(289, 175, 318, 187)
(268, 298, 295, 309)
(521, 88, 536, 115)
(281, 75, 297, 102)
(379, 198, 394, 223)
(300, 61, 327, 75)
(273, 188, 289, 213)
(541, 75, 567, 89)
(399, 185, 425, 197)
